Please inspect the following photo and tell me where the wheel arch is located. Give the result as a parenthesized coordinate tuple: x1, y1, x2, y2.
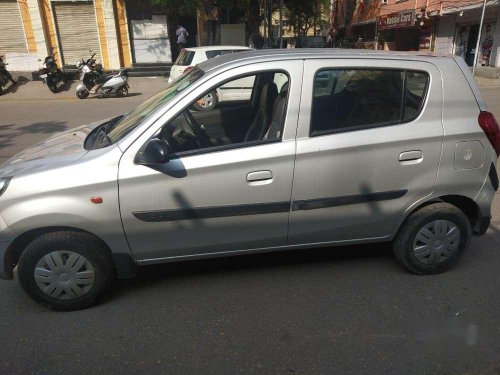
(396, 195, 482, 239)
(5, 226, 136, 280)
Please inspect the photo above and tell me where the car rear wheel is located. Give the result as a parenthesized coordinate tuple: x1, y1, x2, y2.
(393, 202, 471, 275)
(18, 231, 115, 311)
(193, 90, 218, 111)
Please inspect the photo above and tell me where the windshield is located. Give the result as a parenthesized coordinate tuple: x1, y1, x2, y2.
(105, 67, 204, 144)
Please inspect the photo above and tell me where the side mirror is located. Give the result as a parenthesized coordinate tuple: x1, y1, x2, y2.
(138, 138, 171, 165)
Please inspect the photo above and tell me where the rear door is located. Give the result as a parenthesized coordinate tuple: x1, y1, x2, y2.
(289, 59, 443, 245)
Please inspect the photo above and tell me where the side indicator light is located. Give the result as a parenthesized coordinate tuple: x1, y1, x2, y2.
(91, 197, 103, 204)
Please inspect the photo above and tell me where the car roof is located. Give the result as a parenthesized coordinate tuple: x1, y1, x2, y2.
(184, 46, 254, 52)
(198, 48, 462, 72)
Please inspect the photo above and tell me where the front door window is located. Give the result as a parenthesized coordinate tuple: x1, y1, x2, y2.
(154, 71, 289, 157)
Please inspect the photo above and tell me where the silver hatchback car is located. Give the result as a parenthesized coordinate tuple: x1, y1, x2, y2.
(1, 50, 499, 310)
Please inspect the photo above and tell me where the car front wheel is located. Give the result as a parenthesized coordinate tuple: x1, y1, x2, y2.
(393, 202, 471, 275)
(17, 231, 115, 311)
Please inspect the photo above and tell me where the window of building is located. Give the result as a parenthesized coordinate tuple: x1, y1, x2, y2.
(310, 68, 429, 136)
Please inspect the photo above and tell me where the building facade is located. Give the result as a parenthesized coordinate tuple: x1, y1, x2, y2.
(0, 0, 254, 71)
(435, 0, 500, 67)
(378, 0, 440, 52)
(0, 0, 132, 71)
(332, 0, 500, 67)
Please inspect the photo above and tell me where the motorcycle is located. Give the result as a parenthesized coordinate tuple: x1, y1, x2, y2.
(75, 51, 129, 99)
(0, 55, 16, 95)
(38, 49, 65, 93)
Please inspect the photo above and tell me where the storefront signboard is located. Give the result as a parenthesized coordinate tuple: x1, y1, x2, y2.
(378, 10, 416, 30)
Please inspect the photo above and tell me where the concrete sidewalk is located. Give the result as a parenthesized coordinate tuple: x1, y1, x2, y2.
(475, 77, 500, 88)
(0, 77, 169, 102)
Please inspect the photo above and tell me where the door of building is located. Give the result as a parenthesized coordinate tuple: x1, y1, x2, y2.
(52, 1, 101, 66)
(465, 24, 479, 66)
(0, 0, 27, 53)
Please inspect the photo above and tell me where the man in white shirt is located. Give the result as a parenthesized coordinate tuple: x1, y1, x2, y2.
(176, 25, 189, 53)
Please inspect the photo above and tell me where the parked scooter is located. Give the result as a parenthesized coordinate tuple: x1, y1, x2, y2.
(38, 49, 65, 93)
(75, 51, 129, 99)
(0, 55, 16, 95)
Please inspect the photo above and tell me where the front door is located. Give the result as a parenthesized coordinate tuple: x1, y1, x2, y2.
(289, 59, 443, 245)
(118, 61, 303, 261)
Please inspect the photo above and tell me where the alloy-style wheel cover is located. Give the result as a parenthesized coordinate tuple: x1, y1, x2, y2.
(196, 92, 215, 109)
(34, 251, 96, 300)
(413, 220, 461, 265)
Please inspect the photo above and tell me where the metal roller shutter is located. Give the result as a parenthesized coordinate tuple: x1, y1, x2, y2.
(0, 0, 27, 54)
(52, 1, 101, 66)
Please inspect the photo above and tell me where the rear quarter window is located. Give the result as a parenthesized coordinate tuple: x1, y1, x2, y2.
(175, 50, 195, 66)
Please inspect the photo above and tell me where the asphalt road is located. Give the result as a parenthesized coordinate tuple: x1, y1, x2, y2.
(1, 78, 500, 374)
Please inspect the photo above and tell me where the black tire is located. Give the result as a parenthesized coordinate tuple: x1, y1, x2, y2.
(116, 85, 128, 97)
(17, 231, 115, 311)
(76, 89, 89, 99)
(393, 202, 471, 275)
(48, 83, 57, 93)
(193, 90, 218, 111)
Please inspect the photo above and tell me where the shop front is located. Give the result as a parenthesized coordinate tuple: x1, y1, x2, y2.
(377, 9, 434, 51)
(435, 4, 499, 68)
(454, 22, 496, 67)
(351, 21, 376, 43)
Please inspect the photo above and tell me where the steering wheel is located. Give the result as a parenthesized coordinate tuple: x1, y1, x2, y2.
(183, 109, 210, 148)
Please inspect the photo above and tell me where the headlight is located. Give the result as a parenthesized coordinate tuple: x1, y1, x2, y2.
(0, 177, 11, 197)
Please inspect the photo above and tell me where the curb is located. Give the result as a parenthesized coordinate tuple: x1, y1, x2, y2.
(9, 70, 171, 81)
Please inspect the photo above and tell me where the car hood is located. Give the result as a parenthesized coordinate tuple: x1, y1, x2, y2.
(0, 118, 113, 178)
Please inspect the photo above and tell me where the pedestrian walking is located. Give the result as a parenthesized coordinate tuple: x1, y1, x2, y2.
(326, 27, 336, 48)
(176, 25, 189, 53)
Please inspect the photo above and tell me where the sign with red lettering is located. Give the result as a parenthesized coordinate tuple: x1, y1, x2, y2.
(378, 10, 416, 30)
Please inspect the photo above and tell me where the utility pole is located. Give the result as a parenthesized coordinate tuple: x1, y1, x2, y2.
(279, 0, 284, 48)
(473, 0, 488, 74)
(264, 0, 268, 39)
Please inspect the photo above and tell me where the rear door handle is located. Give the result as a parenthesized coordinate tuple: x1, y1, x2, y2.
(399, 150, 423, 163)
(247, 170, 273, 182)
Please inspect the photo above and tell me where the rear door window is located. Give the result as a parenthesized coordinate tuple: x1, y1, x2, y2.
(175, 50, 195, 66)
(310, 69, 429, 136)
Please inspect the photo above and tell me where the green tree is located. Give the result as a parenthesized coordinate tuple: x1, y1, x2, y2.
(150, 0, 251, 17)
(150, 0, 200, 15)
(283, 0, 330, 37)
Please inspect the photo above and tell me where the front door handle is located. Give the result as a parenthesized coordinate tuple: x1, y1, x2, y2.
(247, 170, 273, 182)
(399, 150, 423, 163)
